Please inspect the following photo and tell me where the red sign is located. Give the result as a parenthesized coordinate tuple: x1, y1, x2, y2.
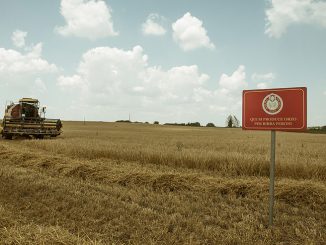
(242, 87, 307, 131)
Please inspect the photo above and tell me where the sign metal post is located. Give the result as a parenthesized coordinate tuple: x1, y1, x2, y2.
(269, 130, 276, 226)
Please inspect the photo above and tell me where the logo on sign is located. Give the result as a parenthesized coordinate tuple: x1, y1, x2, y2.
(262, 93, 283, 115)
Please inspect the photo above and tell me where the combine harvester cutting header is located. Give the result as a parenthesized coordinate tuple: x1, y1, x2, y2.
(1, 98, 62, 139)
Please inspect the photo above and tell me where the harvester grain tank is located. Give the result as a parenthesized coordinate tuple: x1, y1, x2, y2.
(1, 98, 62, 139)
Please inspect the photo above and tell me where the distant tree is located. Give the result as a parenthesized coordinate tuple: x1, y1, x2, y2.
(116, 120, 131, 123)
(154, 121, 159, 125)
(226, 115, 233, 128)
(226, 115, 240, 128)
(164, 122, 189, 126)
(206, 122, 215, 127)
(187, 122, 201, 127)
(233, 116, 240, 127)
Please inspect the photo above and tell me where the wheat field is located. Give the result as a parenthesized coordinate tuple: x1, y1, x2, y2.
(0, 121, 325, 244)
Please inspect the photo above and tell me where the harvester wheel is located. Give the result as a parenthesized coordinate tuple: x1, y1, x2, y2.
(56, 120, 63, 130)
(4, 134, 13, 140)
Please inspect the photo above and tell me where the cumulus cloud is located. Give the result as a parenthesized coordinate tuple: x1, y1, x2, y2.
(34, 78, 47, 93)
(265, 0, 326, 38)
(55, 0, 118, 40)
(57, 45, 245, 124)
(12, 30, 28, 48)
(204, 66, 247, 115)
(251, 72, 275, 89)
(257, 83, 268, 89)
(58, 46, 208, 104)
(251, 72, 275, 82)
(57, 74, 85, 88)
(0, 38, 59, 109)
(0, 43, 57, 75)
(142, 13, 166, 36)
(172, 12, 215, 51)
(218, 65, 247, 94)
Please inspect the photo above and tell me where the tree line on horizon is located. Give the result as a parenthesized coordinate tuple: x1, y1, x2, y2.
(114, 118, 326, 133)
(116, 115, 241, 128)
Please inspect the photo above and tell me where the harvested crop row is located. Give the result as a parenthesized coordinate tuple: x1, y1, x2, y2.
(9, 122, 326, 181)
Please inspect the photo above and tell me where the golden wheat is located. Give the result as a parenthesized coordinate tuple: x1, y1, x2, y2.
(0, 121, 325, 244)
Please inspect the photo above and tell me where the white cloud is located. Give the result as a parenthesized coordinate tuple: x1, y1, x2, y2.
(218, 65, 247, 94)
(55, 0, 118, 40)
(142, 13, 166, 36)
(205, 66, 247, 116)
(265, 0, 326, 38)
(0, 43, 57, 75)
(34, 78, 47, 93)
(251, 72, 275, 89)
(58, 74, 84, 88)
(257, 83, 268, 89)
(58, 46, 208, 104)
(57, 45, 245, 124)
(0, 39, 59, 108)
(172, 12, 215, 51)
(12, 30, 28, 48)
(323, 91, 326, 96)
(251, 72, 275, 82)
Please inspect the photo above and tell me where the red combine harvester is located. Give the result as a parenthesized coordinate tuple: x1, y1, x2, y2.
(1, 98, 62, 139)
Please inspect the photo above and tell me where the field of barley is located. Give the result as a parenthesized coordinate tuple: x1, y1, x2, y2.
(0, 121, 325, 244)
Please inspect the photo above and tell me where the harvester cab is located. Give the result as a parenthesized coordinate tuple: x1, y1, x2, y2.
(1, 98, 62, 139)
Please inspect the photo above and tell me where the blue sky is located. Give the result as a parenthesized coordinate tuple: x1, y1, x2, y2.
(0, 0, 325, 126)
